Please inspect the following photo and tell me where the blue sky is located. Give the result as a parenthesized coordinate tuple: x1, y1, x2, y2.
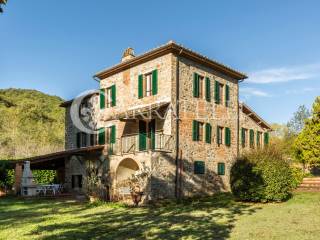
(1, 0, 320, 124)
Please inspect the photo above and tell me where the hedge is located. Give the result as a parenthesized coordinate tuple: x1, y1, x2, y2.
(230, 147, 300, 202)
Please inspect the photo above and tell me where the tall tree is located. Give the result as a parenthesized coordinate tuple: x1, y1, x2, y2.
(287, 105, 310, 136)
(294, 97, 320, 167)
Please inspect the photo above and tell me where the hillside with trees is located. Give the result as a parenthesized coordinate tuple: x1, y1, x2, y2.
(0, 88, 65, 160)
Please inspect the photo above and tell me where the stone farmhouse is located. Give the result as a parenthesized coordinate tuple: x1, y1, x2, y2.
(13, 41, 272, 201)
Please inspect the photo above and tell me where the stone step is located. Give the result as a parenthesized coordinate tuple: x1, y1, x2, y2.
(300, 183, 320, 187)
(302, 177, 320, 181)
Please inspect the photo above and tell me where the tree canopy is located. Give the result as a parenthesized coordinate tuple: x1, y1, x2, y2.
(294, 97, 320, 166)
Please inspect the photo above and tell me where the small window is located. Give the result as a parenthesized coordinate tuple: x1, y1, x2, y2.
(77, 132, 87, 148)
(194, 161, 205, 174)
(249, 129, 255, 148)
(241, 128, 248, 148)
(198, 75, 204, 99)
(145, 72, 153, 97)
(218, 163, 225, 175)
(90, 133, 97, 146)
(198, 122, 204, 141)
(218, 83, 224, 104)
(106, 87, 112, 108)
(217, 126, 223, 146)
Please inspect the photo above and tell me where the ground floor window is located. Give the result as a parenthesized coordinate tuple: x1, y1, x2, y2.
(71, 175, 82, 189)
(217, 163, 225, 175)
(194, 161, 205, 174)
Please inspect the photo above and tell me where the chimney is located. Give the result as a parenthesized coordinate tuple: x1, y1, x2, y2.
(121, 47, 135, 62)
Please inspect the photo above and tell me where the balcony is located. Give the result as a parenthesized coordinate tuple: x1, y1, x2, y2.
(108, 132, 173, 155)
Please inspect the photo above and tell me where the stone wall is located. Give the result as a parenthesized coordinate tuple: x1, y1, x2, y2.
(239, 108, 270, 153)
(173, 56, 239, 195)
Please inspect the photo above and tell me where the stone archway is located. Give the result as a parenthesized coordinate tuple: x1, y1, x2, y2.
(115, 158, 140, 197)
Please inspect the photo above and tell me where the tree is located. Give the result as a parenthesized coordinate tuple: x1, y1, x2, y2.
(294, 97, 320, 167)
(287, 105, 310, 136)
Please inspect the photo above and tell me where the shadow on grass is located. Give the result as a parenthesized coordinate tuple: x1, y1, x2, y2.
(0, 193, 261, 240)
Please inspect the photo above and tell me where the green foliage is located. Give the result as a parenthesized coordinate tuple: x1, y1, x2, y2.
(33, 170, 56, 184)
(290, 166, 305, 188)
(0, 88, 65, 159)
(294, 96, 320, 166)
(231, 147, 296, 202)
(0, 161, 14, 188)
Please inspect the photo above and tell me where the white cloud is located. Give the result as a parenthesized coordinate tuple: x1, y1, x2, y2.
(247, 63, 320, 84)
(240, 87, 271, 98)
(285, 87, 320, 95)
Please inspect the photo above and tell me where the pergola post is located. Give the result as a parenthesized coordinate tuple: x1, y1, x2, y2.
(14, 163, 23, 195)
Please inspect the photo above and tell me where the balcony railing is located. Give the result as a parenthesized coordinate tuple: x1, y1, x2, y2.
(108, 133, 173, 155)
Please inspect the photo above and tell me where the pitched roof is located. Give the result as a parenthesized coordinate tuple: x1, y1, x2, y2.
(94, 41, 248, 80)
(240, 103, 272, 131)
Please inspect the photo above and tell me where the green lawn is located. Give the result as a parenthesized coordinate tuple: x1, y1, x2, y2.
(0, 192, 319, 240)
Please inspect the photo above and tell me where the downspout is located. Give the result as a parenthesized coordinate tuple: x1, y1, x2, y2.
(175, 49, 183, 200)
(237, 79, 245, 158)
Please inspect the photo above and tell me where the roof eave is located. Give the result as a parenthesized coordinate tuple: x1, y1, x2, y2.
(94, 42, 248, 81)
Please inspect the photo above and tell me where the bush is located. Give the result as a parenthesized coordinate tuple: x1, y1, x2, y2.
(230, 147, 295, 202)
(290, 166, 304, 188)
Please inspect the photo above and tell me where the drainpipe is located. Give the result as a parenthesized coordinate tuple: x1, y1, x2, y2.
(175, 49, 183, 200)
(237, 79, 245, 158)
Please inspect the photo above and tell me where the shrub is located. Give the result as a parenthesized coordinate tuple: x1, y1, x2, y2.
(230, 147, 295, 202)
(290, 166, 304, 188)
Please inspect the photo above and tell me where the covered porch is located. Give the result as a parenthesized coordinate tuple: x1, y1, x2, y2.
(12, 146, 104, 196)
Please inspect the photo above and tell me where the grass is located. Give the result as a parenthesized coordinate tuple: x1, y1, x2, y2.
(0, 192, 319, 240)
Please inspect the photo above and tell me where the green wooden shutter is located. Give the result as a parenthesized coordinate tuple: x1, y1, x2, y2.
(225, 85, 230, 107)
(205, 77, 211, 102)
(225, 127, 231, 146)
(192, 120, 199, 141)
(241, 128, 245, 147)
(139, 121, 147, 151)
(100, 89, 105, 109)
(218, 163, 225, 175)
(150, 119, 156, 150)
(98, 128, 105, 145)
(256, 131, 260, 147)
(215, 80, 220, 104)
(194, 161, 205, 174)
(193, 73, 199, 98)
(152, 69, 158, 95)
(138, 74, 143, 99)
(205, 123, 212, 143)
(111, 85, 116, 107)
(110, 125, 116, 144)
(249, 129, 254, 147)
(264, 132, 269, 145)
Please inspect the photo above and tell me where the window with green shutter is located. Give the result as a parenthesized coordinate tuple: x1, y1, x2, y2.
(194, 161, 205, 174)
(257, 131, 261, 147)
(138, 74, 143, 98)
(152, 69, 158, 95)
(225, 85, 230, 107)
(205, 77, 211, 101)
(217, 126, 223, 146)
(193, 73, 199, 98)
(218, 162, 225, 175)
(111, 85, 116, 107)
(264, 132, 269, 145)
(225, 127, 231, 147)
(215, 80, 220, 104)
(205, 123, 212, 143)
(98, 128, 105, 145)
(249, 129, 254, 148)
(100, 89, 105, 109)
(241, 128, 246, 147)
(192, 120, 199, 141)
